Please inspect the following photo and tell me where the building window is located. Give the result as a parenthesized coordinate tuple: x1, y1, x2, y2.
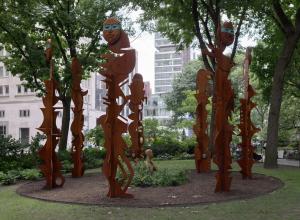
(17, 85, 22, 94)
(0, 85, 9, 96)
(24, 87, 28, 93)
(19, 109, 30, 117)
(0, 66, 3, 77)
(5, 85, 9, 94)
(0, 125, 6, 136)
(19, 128, 29, 143)
(0, 111, 4, 117)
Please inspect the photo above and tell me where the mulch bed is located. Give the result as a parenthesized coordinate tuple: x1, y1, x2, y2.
(17, 170, 283, 208)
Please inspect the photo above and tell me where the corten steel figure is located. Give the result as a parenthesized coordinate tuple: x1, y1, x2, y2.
(145, 149, 157, 173)
(98, 18, 135, 198)
(206, 21, 235, 192)
(70, 57, 88, 177)
(128, 73, 147, 161)
(193, 69, 211, 172)
(237, 47, 260, 179)
(37, 39, 65, 189)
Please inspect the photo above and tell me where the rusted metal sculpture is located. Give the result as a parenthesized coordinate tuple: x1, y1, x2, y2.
(206, 21, 235, 192)
(98, 18, 135, 198)
(71, 57, 88, 177)
(193, 69, 211, 172)
(237, 47, 260, 179)
(37, 39, 65, 189)
(128, 73, 147, 161)
(145, 149, 157, 173)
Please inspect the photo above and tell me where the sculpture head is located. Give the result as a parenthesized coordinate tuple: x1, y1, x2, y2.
(103, 18, 122, 45)
(145, 149, 153, 159)
(219, 21, 234, 46)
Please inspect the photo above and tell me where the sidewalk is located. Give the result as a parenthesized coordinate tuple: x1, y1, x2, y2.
(277, 158, 300, 167)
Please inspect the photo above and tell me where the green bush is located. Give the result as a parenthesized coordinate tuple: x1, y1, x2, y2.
(181, 137, 197, 154)
(1, 172, 17, 185)
(150, 138, 184, 156)
(125, 162, 188, 187)
(83, 147, 105, 169)
(0, 169, 41, 185)
(0, 133, 45, 172)
(20, 169, 41, 180)
(173, 152, 194, 160)
(61, 160, 73, 173)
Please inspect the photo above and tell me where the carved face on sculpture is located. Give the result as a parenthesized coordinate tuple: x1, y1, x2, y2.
(220, 21, 234, 46)
(103, 18, 122, 45)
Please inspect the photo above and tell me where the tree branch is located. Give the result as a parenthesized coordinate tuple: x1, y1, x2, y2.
(272, 0, 295, 35)
(0, 22, 43, 91)
(231, 6, 247, 60)
(192, 0, 214, 73)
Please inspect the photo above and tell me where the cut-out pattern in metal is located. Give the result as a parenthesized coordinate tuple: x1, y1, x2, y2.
(128, 73, 146, 161)
(193, 69, 211, 172)
(37, 39, 65, 189)
(98, 18, 135, 198)
(237, 47, 260, 179)
(71, 57, 88, 177)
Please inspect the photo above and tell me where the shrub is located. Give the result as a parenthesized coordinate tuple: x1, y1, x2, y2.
(83, 147, 105, 169)
(174, 152, 194, 160)
(155, 153, 173, 160)
(122, 162, 188, 187)
(181, 137, 197, 154)
(150, 138, 184, 156)
(0, 133, 45, 172)
(61, 160, 73, 173)
(20, 169, 41, 180)
(1, 172, 17, 185)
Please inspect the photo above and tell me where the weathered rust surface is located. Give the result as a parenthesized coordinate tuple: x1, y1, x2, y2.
(193, 69, 211, 172)
(37, 39, 65, 189)
(128, 73, 146, 161)
(206, 21, 235, 192)
(98, 18, 135, 198)
(70, 57, 88, 177)
(237, 47, 260, 179)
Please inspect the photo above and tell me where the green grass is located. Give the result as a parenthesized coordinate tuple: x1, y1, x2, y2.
(0, 160, 300, 220)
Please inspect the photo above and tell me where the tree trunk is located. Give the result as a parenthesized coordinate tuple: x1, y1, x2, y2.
(264, 35, 299, 168)
(59, 96, 71, 151)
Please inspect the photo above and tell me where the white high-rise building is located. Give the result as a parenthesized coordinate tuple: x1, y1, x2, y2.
(143, 33, 192, 125)
(154, 33, 191, 94)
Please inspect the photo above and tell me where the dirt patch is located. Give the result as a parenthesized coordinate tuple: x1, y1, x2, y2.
(17, 170, 283, 208)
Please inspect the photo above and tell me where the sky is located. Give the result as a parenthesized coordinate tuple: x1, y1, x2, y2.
(130, 32, 155, 89)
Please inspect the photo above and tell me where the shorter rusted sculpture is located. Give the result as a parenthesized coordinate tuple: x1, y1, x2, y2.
(145, 149, 157, 173)
(98, 18, 135, 198)
(237, 47, 260, 179)
(37, 39, 65, 189)
(193, 69, 211, 172)
(206, 21, 235, 192)
(128, 73, 147, 161)
(71, 57, 88, 177)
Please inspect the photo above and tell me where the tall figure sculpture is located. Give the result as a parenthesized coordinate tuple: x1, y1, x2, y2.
(71, 57, 88, 177)
(206, 21, 235, 192)
(237, 47, 260, 179)
(193, 70, 211, 172)
(128, 73, 147, 161)
(37, 39, 65, 189)
(98, 18, 135, 198)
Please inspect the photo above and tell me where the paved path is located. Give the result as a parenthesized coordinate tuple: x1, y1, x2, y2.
(277, 159, 300, 167)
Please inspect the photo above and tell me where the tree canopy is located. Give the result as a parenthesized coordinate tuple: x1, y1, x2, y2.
(0, 0, 131, 150)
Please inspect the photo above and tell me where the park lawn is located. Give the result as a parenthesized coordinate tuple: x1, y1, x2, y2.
(0, 160, 299, 220)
